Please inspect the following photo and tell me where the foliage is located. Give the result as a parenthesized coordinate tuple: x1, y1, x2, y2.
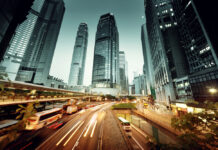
(126, 96, 136, 100)
(0, 102, 39, 150)
(171, 101, 218, 150)
(112, 103, 136, 109)
(105, 94, 116, 100)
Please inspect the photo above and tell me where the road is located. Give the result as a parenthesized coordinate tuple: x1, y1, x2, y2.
(5, 102, 150, 150)
(36, 104, 109, 150)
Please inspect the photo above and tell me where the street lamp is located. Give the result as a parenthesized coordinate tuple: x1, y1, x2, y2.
(209, 88, 217, 94)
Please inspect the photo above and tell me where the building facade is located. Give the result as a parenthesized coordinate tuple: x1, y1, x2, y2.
(173, 0, 218, 102)
(92, 13, 120, 89)
(119, 51, 128, 94)
(0, 0, 44, 80)
(68, 23, 88, 86)
(141, 24, 155, 96)
(144, 0, 188, 105)
(0, 0, 34, 61)
(133, 74, 147, 95)
(15, 0, 65, 85)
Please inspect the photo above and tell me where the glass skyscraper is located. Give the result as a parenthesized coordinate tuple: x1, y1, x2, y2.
(173, 0, 218, 102)
(145, 0, 188, 104)
(92, 13, 120, 88)
(68, 23, 88, 86)
(119, 51, 128, 94)
(0, 0, 45, 80)
(15, 0, 65, 85)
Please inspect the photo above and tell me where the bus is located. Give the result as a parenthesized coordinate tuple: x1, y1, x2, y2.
(26, 108, 62, 130)
(118, 117, 132, 137)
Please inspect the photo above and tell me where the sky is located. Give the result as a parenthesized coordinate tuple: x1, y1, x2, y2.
(50, 0, 145, 86)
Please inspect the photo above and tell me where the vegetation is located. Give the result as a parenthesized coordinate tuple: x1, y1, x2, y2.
(112, 103, 136, 109)
(0, 102, 39, 150)
(171, 101, 218, 150)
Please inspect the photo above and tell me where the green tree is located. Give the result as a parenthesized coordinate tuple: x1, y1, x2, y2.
(171, 101, 218, 150)
(0, 102, 39, 150)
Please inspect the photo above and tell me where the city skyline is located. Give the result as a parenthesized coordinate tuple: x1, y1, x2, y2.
(50, 0, 145, 85)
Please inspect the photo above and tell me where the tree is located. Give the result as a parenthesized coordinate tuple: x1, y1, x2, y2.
(171, 101, 218, 150)
(0, 102, 39, 150)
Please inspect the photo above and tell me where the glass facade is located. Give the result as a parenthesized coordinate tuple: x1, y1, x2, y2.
(0, 0, 45, 80)
(119, 51, 128, 94)
(173, 0, 218, 102)
(68, 23, 88, 86)
(145, 0, 188, 104)
(16, 0, 65, 84)
(92, 13, 120, 88)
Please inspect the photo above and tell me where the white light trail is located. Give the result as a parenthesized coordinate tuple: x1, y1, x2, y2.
(63, 121, 84, 146)
(90, 121, 97, 138)
(132, 136, 144, 150)
(83, 113, 97, 137)
(56, 121, 81, 146)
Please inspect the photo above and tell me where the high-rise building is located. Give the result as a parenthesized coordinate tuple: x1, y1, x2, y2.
(141, 24, 155, 96)
(0, 0, 42, 80)
(92, 13, 120, 89)
(0, 0, 34, 61)
(15, 0, 65, 85)
(173, 0, 218, 102)
(68, 23, 88, 86)
(119, 51, 128, 94)
(144, 0, 188, 104)
(133, 74, 147, 95)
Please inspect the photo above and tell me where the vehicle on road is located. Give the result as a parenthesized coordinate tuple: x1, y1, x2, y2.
(26, 108, 62, 130)
(66, 105, 78, 114)
(118, 117, 132, 138)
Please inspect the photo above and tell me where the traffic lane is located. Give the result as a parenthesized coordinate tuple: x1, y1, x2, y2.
(36, 110, 93, 150)
(36, 104, 109, 150)
(71, 110, 106, 150)
(131, 125, 148, 150)
(6, 109, 83, 150)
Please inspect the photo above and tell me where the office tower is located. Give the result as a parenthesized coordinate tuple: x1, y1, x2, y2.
(0, 0, 45, 80)
(0, 0, 34, 61)
(119, 51, 128, 94)
(15, 0, 65, 85)
(141, 24, 155, 96)
(68, 23, 88, 86)
(92, 13, 120, 88)
(173, 0, 218, 102)
(133, 74, 147, 95)
(144, 0, 188, 104)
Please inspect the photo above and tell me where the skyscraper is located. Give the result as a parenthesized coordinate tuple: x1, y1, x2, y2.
(92, 13, 120, 89)
(173, 0, 218, 102)
(0, 0, 34, 61)
(144, 0, 188, 104)
(68, 23, 88, 86)
(15, 0, 65, 85)
(0, 0, 44, 80)
(141, 24, 154, 96)
(119, 51, 128, 94)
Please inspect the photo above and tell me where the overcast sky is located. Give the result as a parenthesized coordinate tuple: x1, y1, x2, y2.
(50, 0, 145, 85)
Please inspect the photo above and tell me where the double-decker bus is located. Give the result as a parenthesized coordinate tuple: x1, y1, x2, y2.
(26, 108, 62, 130)
(118, 117, 132, 137)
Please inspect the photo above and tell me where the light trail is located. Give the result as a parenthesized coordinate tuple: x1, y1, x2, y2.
(56, 121, 81, 146)
(63, 121, 84, 146)
(132, 136, 145, 150)
(90, 121, 97, 138)
(83, 113, 97, 137)
(131, 124, 147, 138)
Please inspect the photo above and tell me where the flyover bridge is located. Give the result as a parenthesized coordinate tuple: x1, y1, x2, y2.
(0, 80, 98, 106)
